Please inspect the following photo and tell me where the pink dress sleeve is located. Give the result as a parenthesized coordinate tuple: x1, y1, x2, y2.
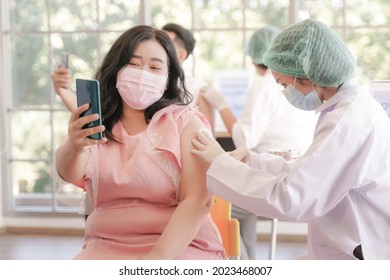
(147, 105, 210, 168)
(145, 105, 211, 194)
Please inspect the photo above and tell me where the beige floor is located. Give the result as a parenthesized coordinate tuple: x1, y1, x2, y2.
(0, 233, 307, 260)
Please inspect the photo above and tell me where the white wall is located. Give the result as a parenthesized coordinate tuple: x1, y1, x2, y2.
(0, 100, 5, 231)
(0, 0, 6, 231)
(0, 155, 4, 231)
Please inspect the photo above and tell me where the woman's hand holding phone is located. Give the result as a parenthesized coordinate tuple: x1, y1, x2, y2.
(56, 103, 106, 183)
(67, 104, 107, 152)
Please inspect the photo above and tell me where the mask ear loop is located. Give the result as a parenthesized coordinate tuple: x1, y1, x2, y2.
(311, 82, 323, 103)
(293, 77, 297, 87)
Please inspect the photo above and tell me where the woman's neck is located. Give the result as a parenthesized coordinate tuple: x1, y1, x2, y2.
(321, 86, 341, 101)
(120, 104, 148, 135)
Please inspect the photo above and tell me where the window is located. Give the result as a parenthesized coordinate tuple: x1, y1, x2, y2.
(1, 0, 389, 214)
(298, 0, 390, 82)
(1, 0, 142, 213)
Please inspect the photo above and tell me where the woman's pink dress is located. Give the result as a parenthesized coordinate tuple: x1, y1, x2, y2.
(73, 104, 225, 259)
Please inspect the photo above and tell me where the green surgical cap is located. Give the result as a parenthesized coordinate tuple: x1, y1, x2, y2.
(263, 19, 356, 86)
(245, 26, 281, 65)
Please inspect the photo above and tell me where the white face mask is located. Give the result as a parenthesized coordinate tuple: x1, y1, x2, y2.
(282, 78, 322, 111)
(116, 67, 167, 110)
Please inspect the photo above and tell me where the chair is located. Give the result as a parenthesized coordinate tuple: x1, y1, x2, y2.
(257, 216, 278, 260)
(210, 196, 241, 260)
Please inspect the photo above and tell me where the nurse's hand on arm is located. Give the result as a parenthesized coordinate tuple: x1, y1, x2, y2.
(56, 104, 107, 183)
(191, 128, 227, 164)
(192, 129, 249, 164)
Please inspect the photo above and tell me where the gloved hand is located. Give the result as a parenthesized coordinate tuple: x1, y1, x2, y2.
(199, 86, 228, 111)
(228, 147, 249, 163)
(192, 129, 226, 164)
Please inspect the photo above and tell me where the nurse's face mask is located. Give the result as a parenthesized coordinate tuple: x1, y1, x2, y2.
(116, 66, 167, 110)
(282, 77, 322, 111)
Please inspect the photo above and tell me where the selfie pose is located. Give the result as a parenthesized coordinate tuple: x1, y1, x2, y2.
(56, 25, 225, 260)
(192, 19, 390, 259)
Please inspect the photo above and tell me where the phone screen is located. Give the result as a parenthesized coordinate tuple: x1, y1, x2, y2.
(76, 78, 103, 140)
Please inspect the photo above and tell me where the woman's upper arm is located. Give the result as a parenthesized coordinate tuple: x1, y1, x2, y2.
(179, 114, 212, 202)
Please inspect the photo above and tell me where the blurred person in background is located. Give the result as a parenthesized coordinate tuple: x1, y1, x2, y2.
(162, 23, 215, 132)
(52, 63, 76, 112)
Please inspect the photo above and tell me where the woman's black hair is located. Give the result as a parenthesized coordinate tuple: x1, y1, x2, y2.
(94, 25, 192, 142)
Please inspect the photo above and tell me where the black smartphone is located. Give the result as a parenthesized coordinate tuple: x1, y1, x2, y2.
(61, 52, 69, 68)
(76, 78, 103, 140)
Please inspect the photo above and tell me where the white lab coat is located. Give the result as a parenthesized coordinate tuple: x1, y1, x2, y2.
(232, 69, 317, 154)
(207, 80, 390, 259)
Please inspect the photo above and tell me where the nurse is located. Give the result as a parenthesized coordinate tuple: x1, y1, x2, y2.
(191, 18, 390, 259)
(200, 26, 317, 259)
